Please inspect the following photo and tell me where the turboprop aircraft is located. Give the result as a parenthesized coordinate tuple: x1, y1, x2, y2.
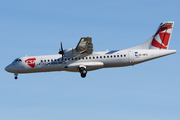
(5, 21, 176, 79)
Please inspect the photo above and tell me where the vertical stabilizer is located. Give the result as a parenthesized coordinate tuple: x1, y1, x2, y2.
(150, 21, 174, 49)
(127, 21, 174, 50)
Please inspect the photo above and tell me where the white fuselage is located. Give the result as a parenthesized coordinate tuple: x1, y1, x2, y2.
(4, 21, 176, 79)
(5, 49, 176, 74)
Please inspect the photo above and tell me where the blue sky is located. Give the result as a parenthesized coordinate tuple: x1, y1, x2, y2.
(1, 0, 180, 120)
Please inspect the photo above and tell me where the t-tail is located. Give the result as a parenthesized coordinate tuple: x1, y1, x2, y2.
(129, 21, 174, 50)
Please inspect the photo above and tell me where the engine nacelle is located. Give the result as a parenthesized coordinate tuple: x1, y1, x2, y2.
(64, 48, 80, 57)
(62, 37, 93, 57)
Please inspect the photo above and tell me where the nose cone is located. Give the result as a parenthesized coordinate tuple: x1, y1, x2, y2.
(5, 65, 11, 72)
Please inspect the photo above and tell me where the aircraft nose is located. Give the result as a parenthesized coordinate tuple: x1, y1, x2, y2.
(5, 65, 11, 72)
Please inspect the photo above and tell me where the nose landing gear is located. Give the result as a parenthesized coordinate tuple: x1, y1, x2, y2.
(14, 73, 18, 79)
(79, 67, 87, 78)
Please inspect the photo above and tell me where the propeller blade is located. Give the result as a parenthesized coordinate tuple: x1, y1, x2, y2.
(61, 42, 63, 52)
(58, 48, 61, 54)
(58, 42, 64, 62)
(58, 42, 64, 54)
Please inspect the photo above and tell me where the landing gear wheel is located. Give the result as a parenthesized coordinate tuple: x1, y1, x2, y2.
(79, 67, 87, 78)
(81, 73, 86, 78)
(14, 73, 18, 80)
(82, 69, 87, 74)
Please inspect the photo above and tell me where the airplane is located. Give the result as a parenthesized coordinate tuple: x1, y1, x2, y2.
(5, 21, 176, 79)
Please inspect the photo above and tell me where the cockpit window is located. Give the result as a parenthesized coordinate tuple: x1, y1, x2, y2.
(12, 58, 22, 63)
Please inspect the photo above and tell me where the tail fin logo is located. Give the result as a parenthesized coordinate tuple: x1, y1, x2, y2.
(151, 23, 173, 49)
(25, 58, 36, 68)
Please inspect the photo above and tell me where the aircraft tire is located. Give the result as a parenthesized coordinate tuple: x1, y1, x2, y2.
(79, 67, 87, 78)
(82, 69, 87, 74)
(81, 73, 86, 78)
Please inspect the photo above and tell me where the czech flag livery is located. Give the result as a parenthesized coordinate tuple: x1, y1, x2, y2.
(135, 52, 138, 57)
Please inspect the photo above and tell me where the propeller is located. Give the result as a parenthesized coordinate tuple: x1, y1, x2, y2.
(58, 42, 64, 62)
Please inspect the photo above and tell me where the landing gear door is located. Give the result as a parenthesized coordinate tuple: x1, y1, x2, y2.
(128, 50, 134, 65)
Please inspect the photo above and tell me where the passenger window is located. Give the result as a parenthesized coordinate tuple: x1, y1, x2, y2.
(44, 60, 46, 62)
(48, 60, 50, 62)
(86, 57, 88, 59)
(121, 55, 123, 57)
(111, 55, 112, 58)
(104, 56, 106, 58)
(51, 59, 53, 62)
(117, 55, 119, 57)
(89, 57, 91, 59)
(68, 58, 70, 60)
(72, 58, 74, 60)
(124, 55, 126, 57)
(114, 55, 116, 57)
(100, 56, 102, 58)
(79, 58, 81, 60)
(93, 57, 95, 59)
(107, 56, 109, 58)
(96, 56, 98, 59)
(75, 58, 77, 60)
(41, 60, 43, 62)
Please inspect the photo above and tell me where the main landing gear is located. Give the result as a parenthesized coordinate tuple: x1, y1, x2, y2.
(79, 67, 87, 78)
(14, 73, 18, 80)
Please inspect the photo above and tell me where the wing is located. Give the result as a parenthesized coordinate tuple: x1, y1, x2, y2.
(76, 37, 93, 54)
